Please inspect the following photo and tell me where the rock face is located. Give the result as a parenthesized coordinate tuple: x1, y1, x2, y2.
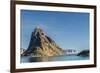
(23, 26, 64, 57)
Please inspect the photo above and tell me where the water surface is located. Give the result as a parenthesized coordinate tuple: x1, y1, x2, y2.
(21, 55, 89, 63)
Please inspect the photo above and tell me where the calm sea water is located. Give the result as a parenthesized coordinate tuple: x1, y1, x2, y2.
(21, 55, 89, 63)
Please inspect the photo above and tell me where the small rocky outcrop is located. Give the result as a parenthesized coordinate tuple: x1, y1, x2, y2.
(77, 50, 89, 57)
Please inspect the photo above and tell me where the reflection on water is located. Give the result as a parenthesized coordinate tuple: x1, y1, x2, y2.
(29, 57, 49, 62)
(21, 55, 89, 63)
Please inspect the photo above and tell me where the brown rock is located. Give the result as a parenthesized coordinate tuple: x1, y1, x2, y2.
(23, 26, 64, 57)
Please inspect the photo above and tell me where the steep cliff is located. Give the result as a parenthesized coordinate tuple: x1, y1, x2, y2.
(23, 26, 64, 57)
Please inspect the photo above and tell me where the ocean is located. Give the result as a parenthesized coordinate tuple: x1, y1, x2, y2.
(21, 55, 89, 63)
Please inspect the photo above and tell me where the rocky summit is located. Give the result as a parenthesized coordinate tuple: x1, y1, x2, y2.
(23, 26, 64, 57)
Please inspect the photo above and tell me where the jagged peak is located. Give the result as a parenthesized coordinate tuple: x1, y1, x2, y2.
(36, 26, 40, 29)
(23, 25, 64, 56)
(34, 26, 43, 32)
(33, 26, 45, 36)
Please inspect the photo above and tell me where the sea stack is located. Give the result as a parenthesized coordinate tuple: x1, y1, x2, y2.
(23, 26, 64, 57)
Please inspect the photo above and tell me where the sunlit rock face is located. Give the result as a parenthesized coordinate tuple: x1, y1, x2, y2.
(23, 26, 64, 57)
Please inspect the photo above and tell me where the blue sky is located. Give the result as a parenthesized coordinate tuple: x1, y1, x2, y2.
(21, 10, 89, 50)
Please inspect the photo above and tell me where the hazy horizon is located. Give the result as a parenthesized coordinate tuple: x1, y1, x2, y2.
(21, 10, 89, 50)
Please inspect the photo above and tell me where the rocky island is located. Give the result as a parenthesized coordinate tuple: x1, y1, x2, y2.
(22, 26, 64, 57)
(21, 26, 89, 62)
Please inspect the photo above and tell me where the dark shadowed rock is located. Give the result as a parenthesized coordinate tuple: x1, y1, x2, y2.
(23, 26, 64, 57)
(77, 49, 89, 57)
